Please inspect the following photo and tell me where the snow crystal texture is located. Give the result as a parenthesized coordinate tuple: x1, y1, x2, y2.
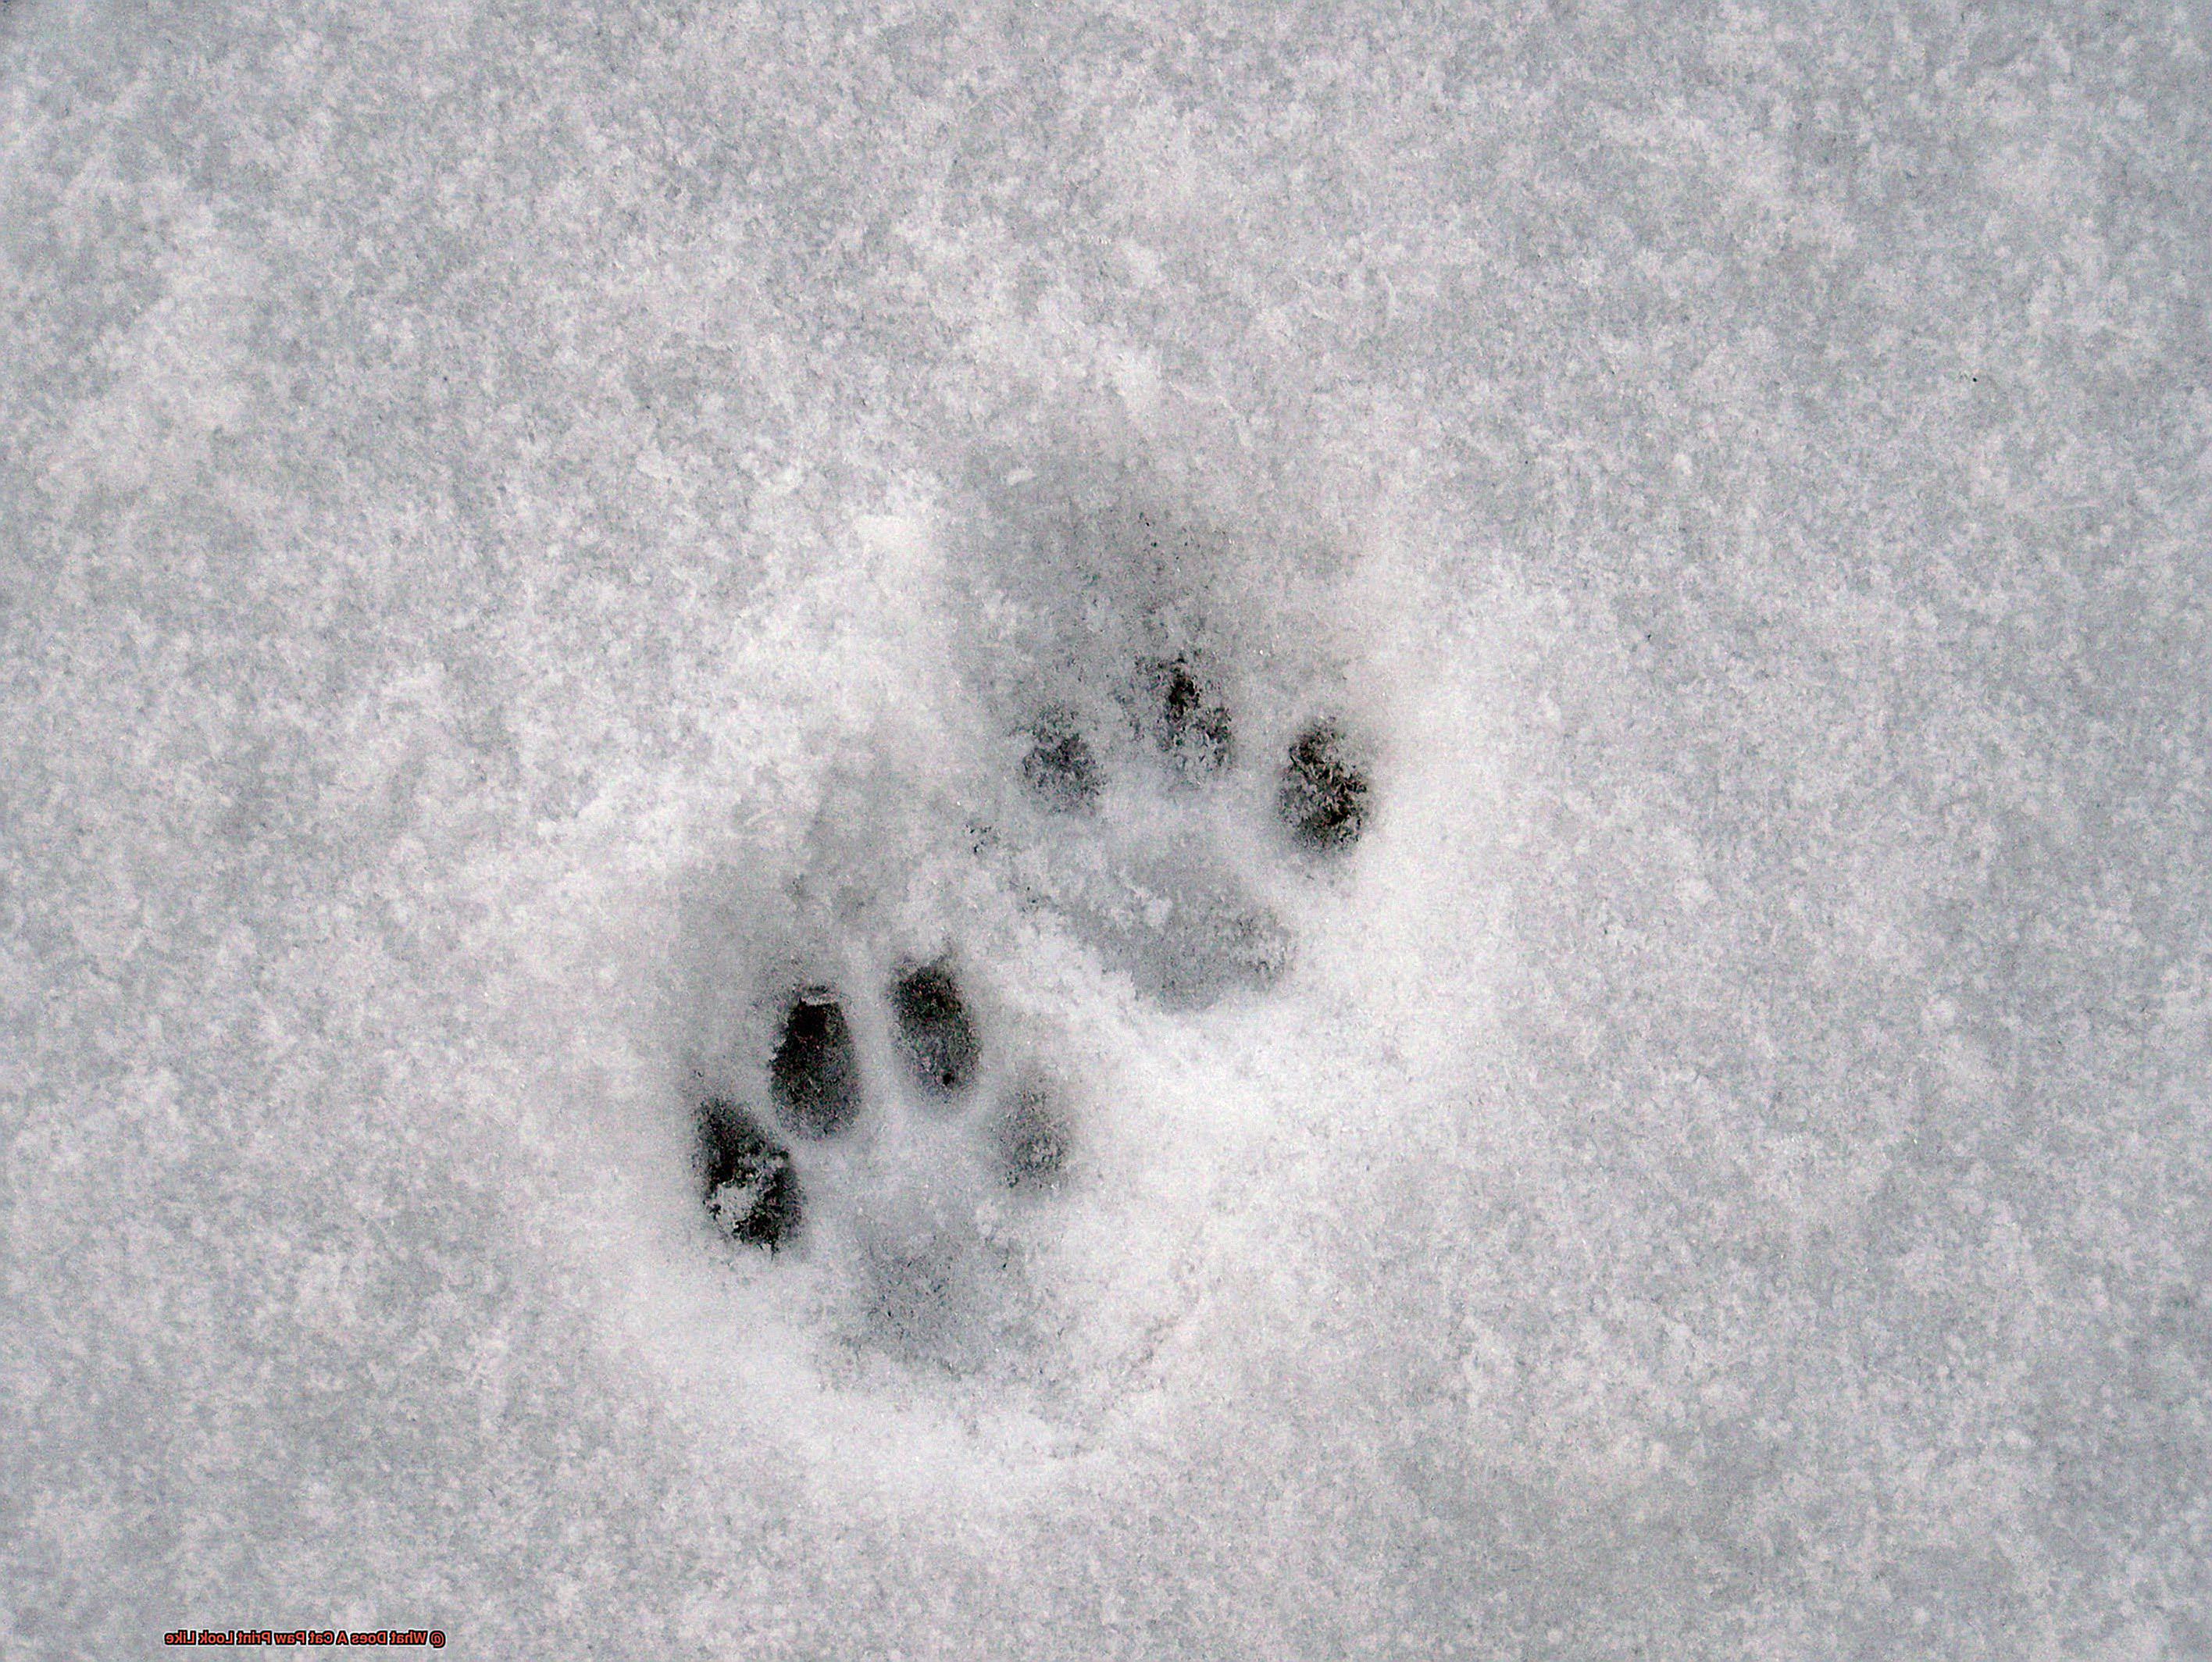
(2, 1, 2207, 1657)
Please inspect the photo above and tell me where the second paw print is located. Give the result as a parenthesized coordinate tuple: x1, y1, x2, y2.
(994, 647, 1375, 1011)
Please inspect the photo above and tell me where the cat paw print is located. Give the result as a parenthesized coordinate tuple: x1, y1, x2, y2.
(692, 666, 1372, 1269)
(671, 454, 1380, 1389)
(694, 958, 1070, 1261)
(994, 644, 1375, 1011)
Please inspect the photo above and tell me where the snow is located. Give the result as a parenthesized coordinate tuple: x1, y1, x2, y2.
(3, 0, 2207, 1657)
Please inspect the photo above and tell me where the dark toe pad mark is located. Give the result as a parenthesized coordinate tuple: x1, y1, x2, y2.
(1142, 657, 1232, 777)
(769, 989, 862, 1138)
(1022, 711, 1101, 813)
(890, 961, 981, 1098)
(996, 1084, 1069, 1191)
(697, 1098, 801, 1250)
(1278, 719, 1369, 851)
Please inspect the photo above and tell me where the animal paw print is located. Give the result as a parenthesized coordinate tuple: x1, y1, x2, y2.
(999, 645, 1376, 1011)
(693, 670, 1374, 1250)
(673, 454, 1380, 1395)
(694, 961, 1069, 1255)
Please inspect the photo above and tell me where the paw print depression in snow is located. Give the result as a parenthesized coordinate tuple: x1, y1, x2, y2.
(620, 447, 1391, 1410)
(696, 958, 1069, 1256)
(691, 656, 1375, 1261)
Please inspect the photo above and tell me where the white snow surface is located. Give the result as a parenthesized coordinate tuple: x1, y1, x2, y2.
(3, 1, 2208, 1657)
